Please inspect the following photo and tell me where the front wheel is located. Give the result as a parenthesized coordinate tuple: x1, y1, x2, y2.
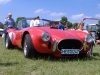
(86, 44, 93, 57)
(23, 34, 37, 58)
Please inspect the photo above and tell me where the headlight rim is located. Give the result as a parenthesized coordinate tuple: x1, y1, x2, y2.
(41, 32, 50, 42)
(85, 34, 93, 43)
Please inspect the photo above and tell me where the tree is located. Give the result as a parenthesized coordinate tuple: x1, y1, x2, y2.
(0, 22, 4, 29)
(67, 21, 72, 28)
(73, 22, 78, 29)
(98, 20, 100, 24)
(61, 16, 68, 24)
(15, 17, 25, 27)
(61, 16, 73, 28)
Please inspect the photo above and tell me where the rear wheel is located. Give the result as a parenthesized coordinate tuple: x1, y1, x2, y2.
(5, 34, 14, 49)
(23, 34, 37, 58)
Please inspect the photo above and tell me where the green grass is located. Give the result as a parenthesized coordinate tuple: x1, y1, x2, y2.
(0, 38, 100, 75)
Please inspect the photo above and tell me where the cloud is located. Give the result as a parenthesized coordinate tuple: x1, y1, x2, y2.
(97, 4, 100, 9)
(34, 9, 50, 13)
(50, 12, 66, 16)
(34, 9, 66, 17)
(95, 14, 100, 18)
(0, 0, 11, 4)
(71, 13, 91, 20)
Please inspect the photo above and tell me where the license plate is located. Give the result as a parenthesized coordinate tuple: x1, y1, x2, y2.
(61, 49, 79, 54)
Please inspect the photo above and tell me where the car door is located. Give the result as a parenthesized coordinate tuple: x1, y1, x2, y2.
(14, 20, 24, 48)
(16, 19, 29, 48)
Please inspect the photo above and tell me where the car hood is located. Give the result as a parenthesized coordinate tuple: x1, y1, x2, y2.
(28, 27, 87, 41)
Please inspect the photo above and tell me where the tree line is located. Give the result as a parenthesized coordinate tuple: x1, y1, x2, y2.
(0, 16, 100, 29)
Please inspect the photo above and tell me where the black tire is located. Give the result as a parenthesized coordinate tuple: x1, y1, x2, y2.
(5, 34, 14, 49)
(85, 44, 93, 57)
(89, 44, 93, 56)
(23, 34, 37, 58)
(78, 53, 87, 58)
(79, 43, 94, 58)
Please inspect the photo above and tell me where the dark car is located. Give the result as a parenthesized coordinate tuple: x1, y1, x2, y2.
(86, 24, 100, 40)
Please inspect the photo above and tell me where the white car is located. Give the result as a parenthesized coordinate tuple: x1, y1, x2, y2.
(0, 28, 4, 37)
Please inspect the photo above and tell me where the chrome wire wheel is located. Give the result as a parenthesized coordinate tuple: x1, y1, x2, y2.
(23, 34, 37, 58)
(23, 40, 27, 56)
(5, 37, 8, 48)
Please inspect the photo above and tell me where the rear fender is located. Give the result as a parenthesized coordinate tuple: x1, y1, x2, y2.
(8, 32, 16, 42)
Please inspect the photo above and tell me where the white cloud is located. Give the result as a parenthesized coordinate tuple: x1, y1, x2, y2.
(34, 9, 50, 13)
(50, 12, 66, 16)
(97, 4, 100, 9)
(95, 14, 100, 18)
(0, 0, 11, 4)
(71, 13, 91, 20)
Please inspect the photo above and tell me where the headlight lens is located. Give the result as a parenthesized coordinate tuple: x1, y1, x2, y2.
(85, 34, 93, 43)
(41, 32, 50, 42)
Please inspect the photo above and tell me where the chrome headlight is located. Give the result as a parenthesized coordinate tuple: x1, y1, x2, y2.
(41, 32, 50, 42)
(85, 34, 93, 43)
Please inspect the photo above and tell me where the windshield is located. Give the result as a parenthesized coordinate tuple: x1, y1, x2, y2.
(17, 19, 29, 29)
(86, 25, 97, 32)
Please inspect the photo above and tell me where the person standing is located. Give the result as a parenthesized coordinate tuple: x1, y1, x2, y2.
(4, 13, 15, 29)
(30, 18, 35, 27)
(30, 16, 40, 27)
(77, 21, 89, 34)
(3, 13, 15, 43)
(58, 20, 65, 30)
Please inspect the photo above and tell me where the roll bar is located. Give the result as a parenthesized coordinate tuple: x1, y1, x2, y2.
(83, 18, 100, 21)
(23, 18, 52, 22)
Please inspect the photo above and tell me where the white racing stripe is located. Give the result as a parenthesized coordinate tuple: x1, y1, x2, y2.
(9, 32, 13, 41)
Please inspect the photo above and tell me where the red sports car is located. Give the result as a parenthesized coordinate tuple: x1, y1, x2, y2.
(5, 18, 94, 58)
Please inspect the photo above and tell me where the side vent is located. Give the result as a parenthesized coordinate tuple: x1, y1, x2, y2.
(48, 42, 51, 49)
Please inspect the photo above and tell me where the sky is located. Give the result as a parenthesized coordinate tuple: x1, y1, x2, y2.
(0, 0, 100, 26)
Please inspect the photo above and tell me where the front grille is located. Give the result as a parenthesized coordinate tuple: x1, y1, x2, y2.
(57, 39, 82, 51)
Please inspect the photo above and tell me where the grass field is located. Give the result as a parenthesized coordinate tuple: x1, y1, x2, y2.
(0, 38, 100, 75)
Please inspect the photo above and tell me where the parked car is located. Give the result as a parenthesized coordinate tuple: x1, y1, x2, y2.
(5, 18, 94, 58)
(86, 24, 100, 40)
(83, 18, 100, 40)
(0, 28, 4, 37)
